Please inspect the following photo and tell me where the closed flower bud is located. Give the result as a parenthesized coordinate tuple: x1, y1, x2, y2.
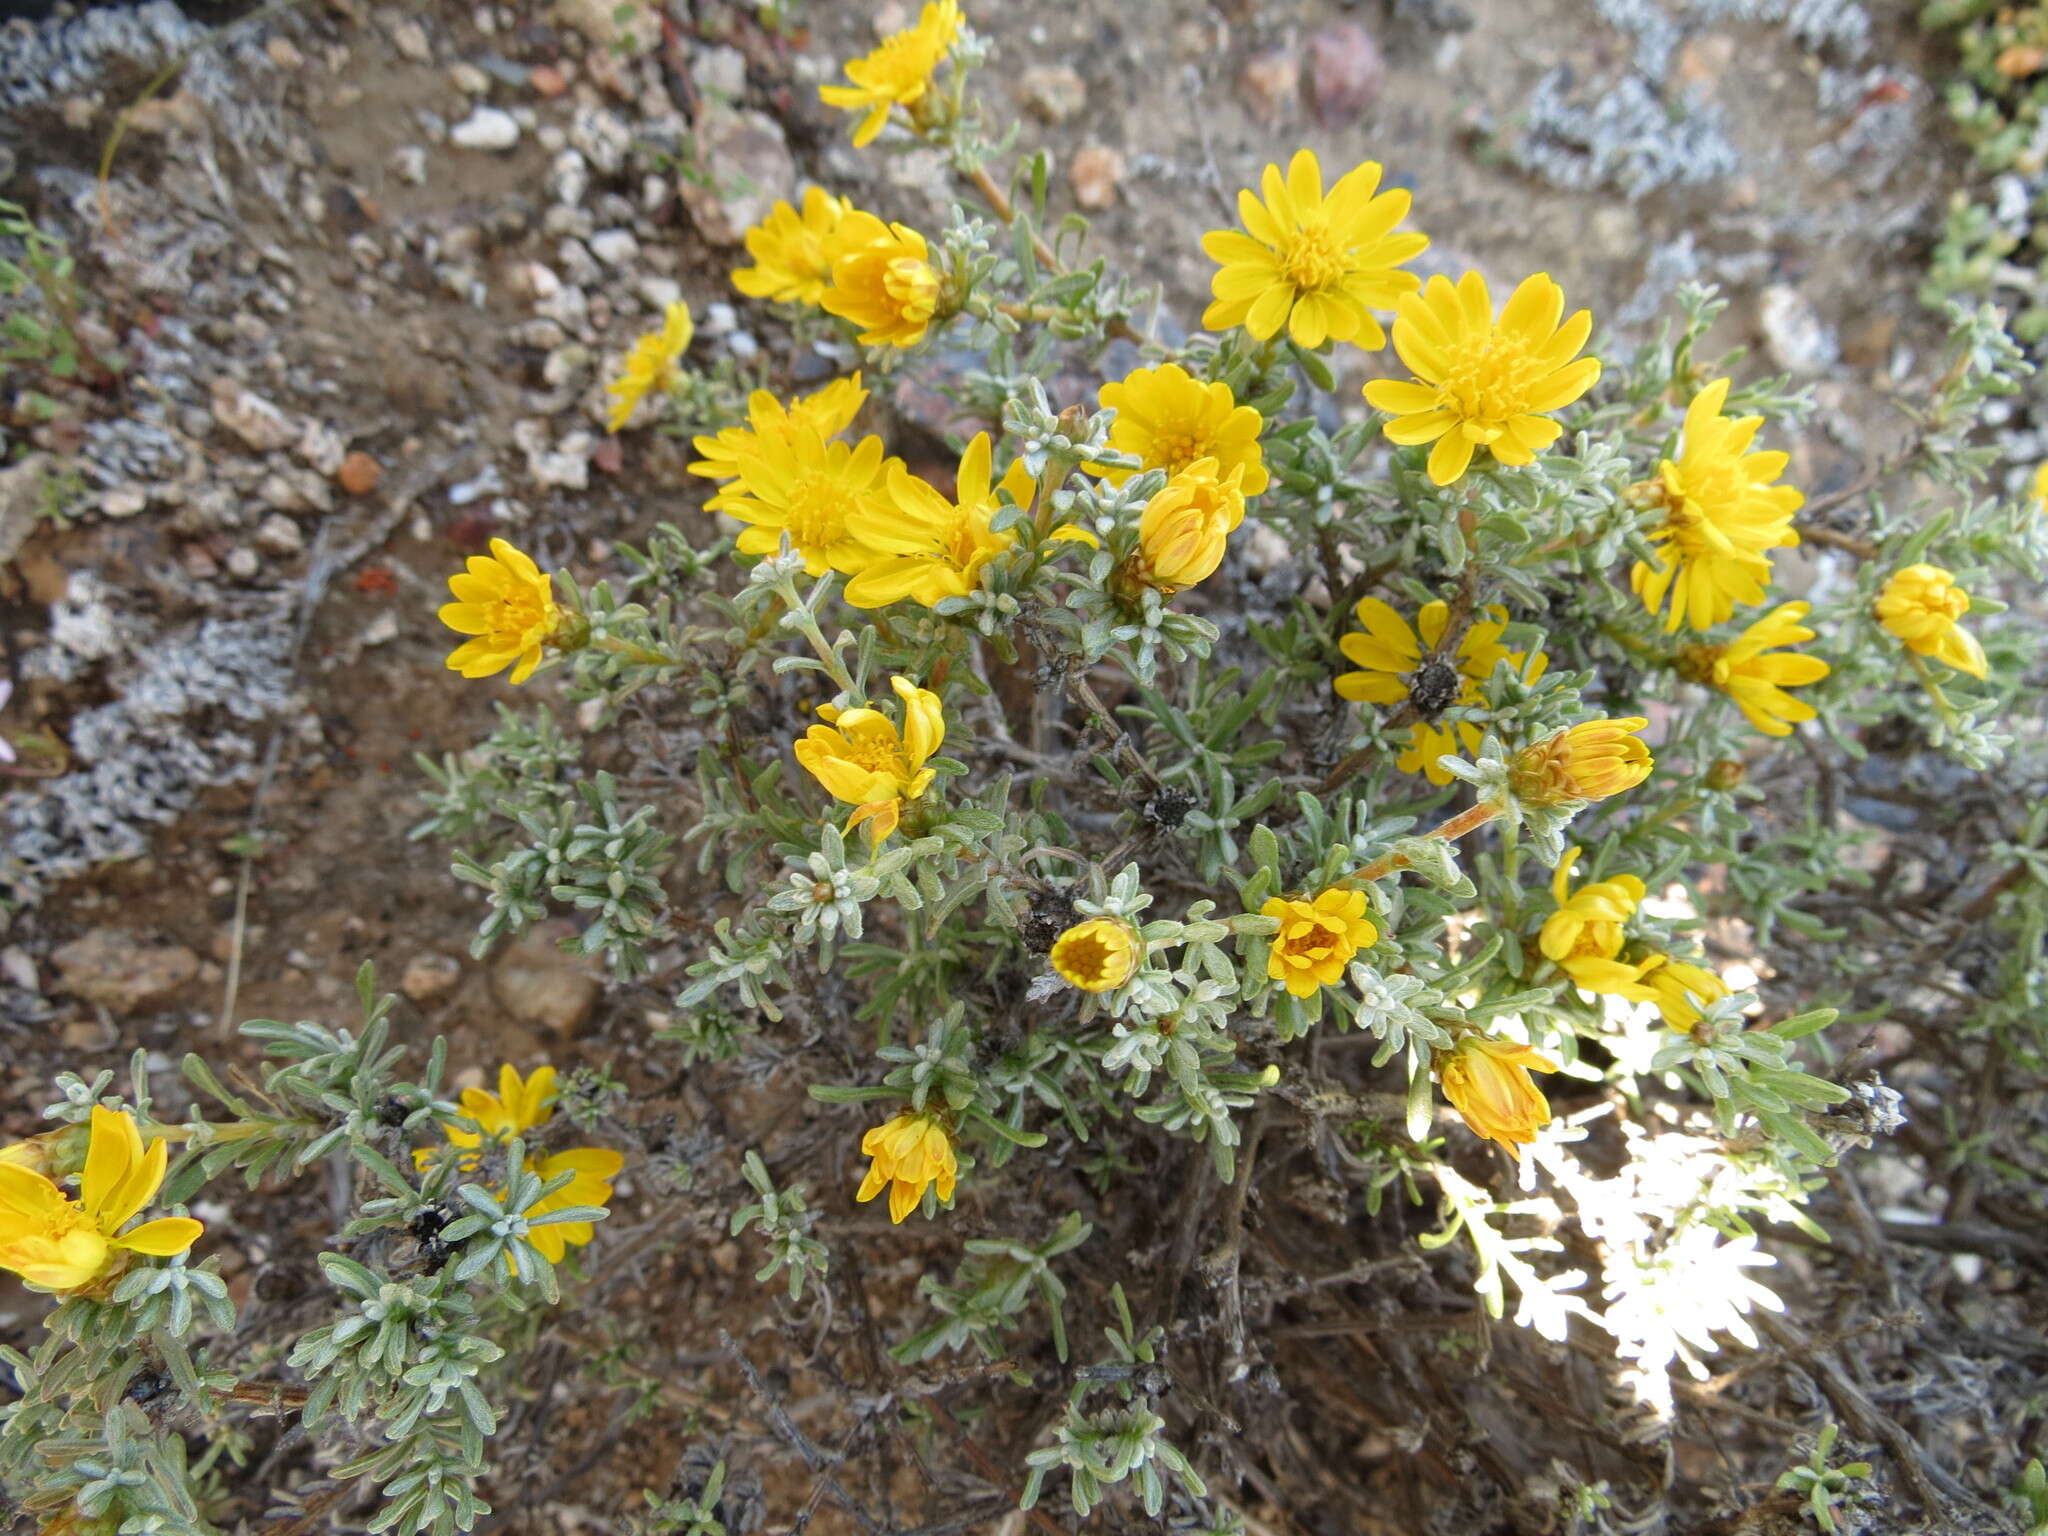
(1133, 457, 1248, 594)
(1510, 717, 1653, 805)
(1875, 563, 1988, 679)
(1049, 917, 1142, 992)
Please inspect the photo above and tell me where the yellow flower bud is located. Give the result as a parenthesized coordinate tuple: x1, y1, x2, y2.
(1437, 1035, 1558, 1157)
(1510, 717, 1653, 805)
(856, 1111, 957, 1223)
(1134, 457, 1248, 594)
(1049, 918, 1142, 992)
(1874, 563, 1988, 679)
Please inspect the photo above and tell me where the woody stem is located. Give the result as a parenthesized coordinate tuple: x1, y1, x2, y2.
(1346, 799, 1504, 885)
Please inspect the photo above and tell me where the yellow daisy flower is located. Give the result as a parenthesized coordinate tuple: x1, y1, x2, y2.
(1875, 564, 1988, 679)
(1511, 718, 1653, 806)
(1629, 378, 1804, 633)
(1437, 1036, 1557, 1158)
(1540, 846, 1646, 990)
(731, 187, 853, 306)
(844, 432, 1036, 608)
(1365, 271, 1601, 486)
(1332, 598, 1544, 786)
(821, 211, 945, 347)
(605, 300, 695, 433)
(1200, 149, 1426, 348)
(1092, 363, 1270, 495)
(1563, 953, 1730, 1032)
(1683, 601, 1830, 736)
(720, 426, 900, 578)
(1049, 917, 1143, 992)
(439, 538, 564, 685)
(688, 375, 868, 512)
(2033, 461, 2048, 512)
(1133, 458, 1248, 594)
(819, 0, 963, 147)
(856, 1111, 957, 1223)
(0, 1106, 202, 1293)
(420, 1064, 623, 1267)
(1259, 887, 1377, 998)
(793, 675, 945, 844)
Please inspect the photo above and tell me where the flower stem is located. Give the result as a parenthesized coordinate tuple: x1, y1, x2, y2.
(962, 164, 1145, 346)
(1346, 799, 1504, 885)
(1906, 651, 1963, 733)
(774, 576, 859, 695)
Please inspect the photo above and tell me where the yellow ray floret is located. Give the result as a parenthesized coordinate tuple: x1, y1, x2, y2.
(689, 376, 868, 512)
(819, 1, 963, 147)
(439, 538, 563, 685)
(732, 187, 853, 306)
(1365, 271, 1601, 486)
(1201, 149, 1427, 349)
(1875, 563, 1988, 679)
(0, 1106, 202, 1293)
(794, 675, 945, 844)
(1687, 601, 1830, 736)
(1630, 379, 1803, 633)
(1092, 364, 1270, 495)
(1511, 717, 1652, 806)
(845, 432, 1038, 608)
(605, 301, 694, 433)
(1539, 846, 1647, 989)
(1260, 888, 1378, 998)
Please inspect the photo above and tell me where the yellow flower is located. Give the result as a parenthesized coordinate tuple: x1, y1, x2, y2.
(1092, 364, 1270, 495)
(720, 425, 899, 577)
(605, 301, 694, 433)
(1200, 150, 1426, 348)
(689, 376, 868, 512)
(818, 0, 963, 147)
(1875, 563, 1988, 679)
(1511, 717, 1653, 806)
(1564, 953, 1729, 1032)
(1133, 458, 1248, 594)
(1259, 888, 1377, 998)
(0, 1106, 202, 1293)
(2033, 461, 2048, 512)
(421, 1064, 623, 1266)
(821, 212, 944, 347)
(856, 1111, 957, 1223)
(1365, 271, 1601, 486)
(1629, 379, 1804, 633)
(1437, 1036, 1557, 1157)
(731, 187, 852, 306)
(844, 433, 1037, 608)
(1332, 598, 1546, 786)
(1539, 846, 1646, 989)
(1685, 601, 1830, 736)
(1049, 918, 1143, 992)
(794, 675, 944, 844)
(439, 538, 564, 685)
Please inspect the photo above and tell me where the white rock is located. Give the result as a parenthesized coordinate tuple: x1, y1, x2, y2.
(450, 106, 520, 151)
(516, 260, 562, 300)
(448, 62, 489, 95)
(100, 484, 149, 519)
(1759, 285, 1838, 378)
(225, 546, 261, 580)
(360, 611, 401, 647)
(637, 275, 682, 311)
(548, 148, 590, 208)
(691, 45, 747, 102)
(554, 0, 656, 56)
(588, 228, 640, 267)
(294, 421, 347, 476)
(569, 104, 633, 177)
(210, 380, 295, 451)
(255, 513, 305, 556)
(701, 301, 737, 335)
(391, 20, 432, 62)
(390, 144, 428, 185)
(257, 471, 309, 511)
(675, 108, 795, 244)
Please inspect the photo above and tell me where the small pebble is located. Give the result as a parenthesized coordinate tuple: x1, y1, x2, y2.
(450, 106, 520, 151)
(338, 451, 382, 495)
(225, 546, 260, 580)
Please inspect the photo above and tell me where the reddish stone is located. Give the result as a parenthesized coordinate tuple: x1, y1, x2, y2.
(338, 451, 382, 495)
